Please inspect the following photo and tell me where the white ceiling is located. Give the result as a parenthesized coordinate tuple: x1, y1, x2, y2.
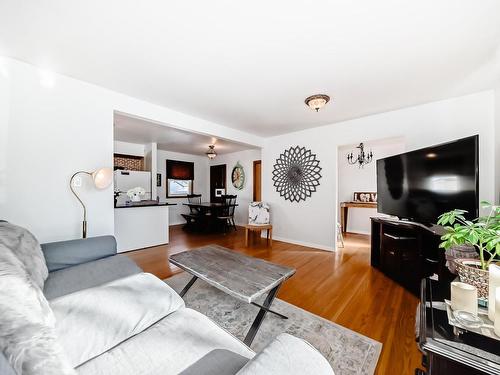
(1, 1, 499, 136)
(114, 113, 257, 155)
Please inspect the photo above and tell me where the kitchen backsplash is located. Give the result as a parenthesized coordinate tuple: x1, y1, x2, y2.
(114, 154, 144, 171)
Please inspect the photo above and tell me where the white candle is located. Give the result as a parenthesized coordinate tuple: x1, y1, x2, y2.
(488, 264, 500, 322)
(495, 288, 500, 337)
(451, 282, 478, 315)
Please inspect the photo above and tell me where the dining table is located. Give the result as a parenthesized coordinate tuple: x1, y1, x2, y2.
(183, 202, 238, 232)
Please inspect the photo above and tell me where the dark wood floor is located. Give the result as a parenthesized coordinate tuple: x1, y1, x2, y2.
(126, 225, 423, 374)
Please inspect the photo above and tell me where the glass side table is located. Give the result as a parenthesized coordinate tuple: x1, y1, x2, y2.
(418, 278, 500, 375)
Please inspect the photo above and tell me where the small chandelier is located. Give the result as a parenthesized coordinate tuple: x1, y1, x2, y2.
(206, 145, 217, 159)
(347, 143, 373, 168)
(305, 94, 330, 112)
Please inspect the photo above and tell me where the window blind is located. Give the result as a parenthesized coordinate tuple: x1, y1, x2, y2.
(166, 160, 194, 180)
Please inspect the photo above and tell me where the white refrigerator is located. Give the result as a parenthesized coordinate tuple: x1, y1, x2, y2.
(114, 170, 151, 205)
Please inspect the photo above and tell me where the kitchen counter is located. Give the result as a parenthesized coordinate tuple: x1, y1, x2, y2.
(115, 200, 176, 209)
(114, 202, 173, 252)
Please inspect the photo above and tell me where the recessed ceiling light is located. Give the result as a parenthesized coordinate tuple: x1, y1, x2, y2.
(426, 152, 437, 159)
(305, 94, 330, 112)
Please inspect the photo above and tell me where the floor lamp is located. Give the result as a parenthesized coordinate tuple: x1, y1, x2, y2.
(70, 167, 113, 238)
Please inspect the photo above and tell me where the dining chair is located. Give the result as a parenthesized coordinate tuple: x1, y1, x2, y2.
(187, 194, 202, 213)
(337, 222, 344, 248)
(181, 194, 202, 230)
(217, 195, 237, 233)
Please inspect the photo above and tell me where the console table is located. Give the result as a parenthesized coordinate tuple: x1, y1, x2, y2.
(340, 201, 377, 233)
(418, 278, 500, 374)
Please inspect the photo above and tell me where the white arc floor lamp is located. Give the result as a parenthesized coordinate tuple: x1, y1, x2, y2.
(70, 167, 113, 238)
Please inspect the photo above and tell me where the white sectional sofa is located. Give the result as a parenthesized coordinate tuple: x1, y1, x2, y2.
(0, 222, 334, 375)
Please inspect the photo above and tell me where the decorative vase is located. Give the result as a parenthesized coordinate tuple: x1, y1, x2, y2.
(454, 259, 489, 299)
(445, 245, 478, 274)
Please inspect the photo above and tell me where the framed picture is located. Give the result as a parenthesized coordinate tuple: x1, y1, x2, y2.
(156, 173, 162, 187)
(353, 192, 377, 203)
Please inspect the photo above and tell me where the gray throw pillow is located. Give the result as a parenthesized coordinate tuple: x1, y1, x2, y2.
(0, 222, 48, 289)
(0, 244, 75, 375)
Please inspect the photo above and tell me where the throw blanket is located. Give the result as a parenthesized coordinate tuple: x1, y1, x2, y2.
(51, 273, 185, 368)
(0, 243, 74, 375)
(0, 222, 48, 289)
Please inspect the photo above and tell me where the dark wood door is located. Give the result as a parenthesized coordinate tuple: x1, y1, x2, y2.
(253, 160, 261, 201)
(210, 164, 226, 202)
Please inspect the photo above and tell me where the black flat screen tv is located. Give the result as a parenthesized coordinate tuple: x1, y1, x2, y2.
(376, 135, 479, 224)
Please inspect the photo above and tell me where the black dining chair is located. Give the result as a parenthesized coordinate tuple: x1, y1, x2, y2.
(181, 194, 202, 230)
(217, 195, 237, 233)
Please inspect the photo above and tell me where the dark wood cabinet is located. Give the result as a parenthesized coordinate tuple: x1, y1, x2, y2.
(371, 218, 448, 295)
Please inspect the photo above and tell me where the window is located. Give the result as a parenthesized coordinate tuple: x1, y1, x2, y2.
(166, 159, 194, 198)
(167, 179, 193, 197)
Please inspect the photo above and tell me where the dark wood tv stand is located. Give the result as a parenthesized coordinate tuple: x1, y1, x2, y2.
(370, 217, 450, 295)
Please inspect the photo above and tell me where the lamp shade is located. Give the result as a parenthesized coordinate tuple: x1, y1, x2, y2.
(92, 167, 113, 189)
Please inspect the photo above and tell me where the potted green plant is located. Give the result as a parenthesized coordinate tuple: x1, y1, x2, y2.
(437, 201, 500, 298)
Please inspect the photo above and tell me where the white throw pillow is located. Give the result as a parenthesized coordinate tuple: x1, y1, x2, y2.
(51, 273, 185, 368)
(248, 202, 270, 225)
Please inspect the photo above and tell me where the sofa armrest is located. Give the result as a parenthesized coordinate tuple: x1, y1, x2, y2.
(41, 236, 117, 272)
(236, 333, 334, 375)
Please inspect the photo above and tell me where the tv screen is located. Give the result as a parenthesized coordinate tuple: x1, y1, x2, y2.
(376, 135, 479, 224)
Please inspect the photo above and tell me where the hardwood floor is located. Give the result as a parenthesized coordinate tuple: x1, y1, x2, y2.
(126, 225, 423, 374)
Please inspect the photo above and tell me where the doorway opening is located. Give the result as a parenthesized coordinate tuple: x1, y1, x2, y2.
(336, 137, 405, 240)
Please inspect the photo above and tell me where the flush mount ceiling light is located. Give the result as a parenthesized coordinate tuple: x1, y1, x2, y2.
(305, 94, 330, 112)
(206, 145, 217, 159)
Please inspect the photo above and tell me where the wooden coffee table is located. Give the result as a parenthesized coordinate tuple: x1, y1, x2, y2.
(169, 245, 296, 346)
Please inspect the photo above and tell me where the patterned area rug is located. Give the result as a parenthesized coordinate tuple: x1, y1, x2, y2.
(165, 272, 382, 375)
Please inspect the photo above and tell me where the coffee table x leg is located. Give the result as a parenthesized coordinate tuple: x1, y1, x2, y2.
(244, 283, 286, 346)
(178, 276, 287, 347)
(179, 275, 198, 297)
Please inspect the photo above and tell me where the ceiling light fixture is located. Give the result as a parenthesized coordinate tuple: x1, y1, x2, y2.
(206, 145, 217, 159)
(305, 94, 330, 112)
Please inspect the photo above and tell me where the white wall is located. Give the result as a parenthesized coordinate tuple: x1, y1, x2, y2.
(157, 149, 209, 225)
(209, 149, 262, 225)
(337, 138, 405, 234)
(495, 86, 500, 203)
(144, 142, 158, 199)
(0, 59, 10, 206)
(0, 56, 262, 243)
(114, 140, 144, 157)
(262, 91, 496, 251)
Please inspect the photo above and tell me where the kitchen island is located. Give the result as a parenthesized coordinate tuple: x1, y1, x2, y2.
(114, 201, 176, 253)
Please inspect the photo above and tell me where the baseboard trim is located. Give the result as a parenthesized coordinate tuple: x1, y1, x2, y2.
(345, 230, 371, 236)
(271, 235, 335, 252)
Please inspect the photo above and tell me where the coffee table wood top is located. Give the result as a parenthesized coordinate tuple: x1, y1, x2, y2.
(169, 245, 295, 303)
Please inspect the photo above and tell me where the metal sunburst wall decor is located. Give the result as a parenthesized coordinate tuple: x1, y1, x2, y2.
(272, 146, 322, 202)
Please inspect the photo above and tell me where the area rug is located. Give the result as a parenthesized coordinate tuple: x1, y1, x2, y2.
(165, 272, 382, 375)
